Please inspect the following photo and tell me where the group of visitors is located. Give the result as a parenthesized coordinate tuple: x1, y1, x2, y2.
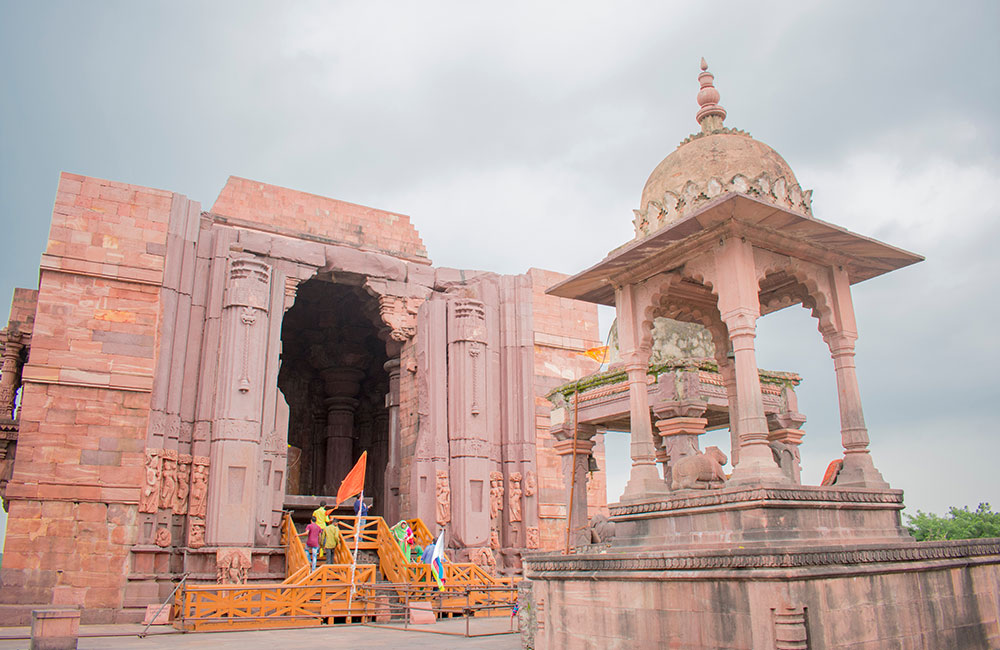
(298, 499, 346, 572)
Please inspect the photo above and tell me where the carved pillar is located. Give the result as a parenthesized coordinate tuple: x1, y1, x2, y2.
(614, 284, 664, 498)
(713, 238, 783, 484)
(653, 400, 708, 489)
(824, 267, 887, 488)
(322, 388, 361, 493)
(206, 256, 272, 547)
(0, 333, 24, 420)
(447, 298, 490, 548)
(552, 423, 596, 548)
(383, 357, 401, 524)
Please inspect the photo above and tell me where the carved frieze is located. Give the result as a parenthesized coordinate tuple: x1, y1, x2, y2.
(139, 449, 161, 514)
(216, 548, 252, 585)
(508, 472, 523, 523)
(435, 470, 451, 526)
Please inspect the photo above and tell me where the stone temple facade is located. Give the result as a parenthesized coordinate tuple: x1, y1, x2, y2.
(0, 174, 606, 623)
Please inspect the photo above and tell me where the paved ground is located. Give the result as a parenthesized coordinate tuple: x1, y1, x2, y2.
(0, 619, 520, 649)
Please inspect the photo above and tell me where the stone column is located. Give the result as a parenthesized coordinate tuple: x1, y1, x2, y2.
(824, 267, 887, 488)
(713, 238, 783, 484)
(0, 332, 24, 420)
(383, 357, 401, 524)
(653, 401, 708, 489)
(206, 255, 272, 546)
(615, 284, 665, 498)
(717, 358, 740, 466)
(552, 423, 596, 548)
(314, 365, 364, 494)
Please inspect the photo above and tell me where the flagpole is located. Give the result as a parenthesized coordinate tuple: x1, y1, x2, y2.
(347, 491, 363, 613)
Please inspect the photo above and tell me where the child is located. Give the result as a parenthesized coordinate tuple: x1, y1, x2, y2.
(298, 516, 323, 572)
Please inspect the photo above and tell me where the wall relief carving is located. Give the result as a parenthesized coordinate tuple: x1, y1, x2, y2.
(189, 456, 210, 519)
(158, 449, 178, 510)
(526, 526, 540, 549)
(469, 547, 497, 575)
(435, 470, 451, 526)
(489, 471, 504, 520)
(173, 454, 191, 515)
(139, 449, 161, 514)
(524, 470, 536, 497)
(188, 518, 206, 549)
(154, 527, 171, 548)
(508, 472, 523, 523)
(216, 548, 252, 585)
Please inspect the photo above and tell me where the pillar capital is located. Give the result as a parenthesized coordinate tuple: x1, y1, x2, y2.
(553, 437, 596, 457)
(550, 422, 597, 443)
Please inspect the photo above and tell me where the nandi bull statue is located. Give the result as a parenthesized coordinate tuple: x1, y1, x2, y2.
(670, 445, 728, 491)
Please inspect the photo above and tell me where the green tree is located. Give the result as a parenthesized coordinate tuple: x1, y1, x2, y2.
(905, 503, 1000, 541)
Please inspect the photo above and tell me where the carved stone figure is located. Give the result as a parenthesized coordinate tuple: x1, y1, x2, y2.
(508, 472, 523, 523)
(526, 526, 540, 549)
(189, 457, 209, 519)
(435, 470, 451, 526)
(216, 548, 251, 585)
(490, 527, 500, 551)
(670, 445, 728, 490)
(489, 471, 504, 519)
(158, 449, 178, 510)
(769, 440, 801, 484)
(524, 470, 537, 497)
(469, 547, 497, 575)
(173, 454, 191, 515)
(188, 518, 206, 549)
(588, 513, 616, 544)
(139, 449, 161, 514)
(154, 526, 171, 548)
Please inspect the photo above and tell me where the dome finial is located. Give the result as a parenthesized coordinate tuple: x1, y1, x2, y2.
(696, 58, 726, 133)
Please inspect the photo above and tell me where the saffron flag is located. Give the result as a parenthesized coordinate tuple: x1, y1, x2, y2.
(430, 530, 446, 590)
(581, 346, 609, 363)
(336, 451, 367, 507)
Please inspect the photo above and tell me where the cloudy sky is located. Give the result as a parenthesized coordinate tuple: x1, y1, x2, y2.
(1, 1, 998, 540)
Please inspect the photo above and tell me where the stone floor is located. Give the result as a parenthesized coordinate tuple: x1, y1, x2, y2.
(0, 619, 520, 649)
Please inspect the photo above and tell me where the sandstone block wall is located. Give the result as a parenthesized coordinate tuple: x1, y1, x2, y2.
(1, 173, 175, 623)
(211, 176, 430, 263)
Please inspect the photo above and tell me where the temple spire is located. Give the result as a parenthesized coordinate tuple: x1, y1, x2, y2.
(696, 58, 727, 133)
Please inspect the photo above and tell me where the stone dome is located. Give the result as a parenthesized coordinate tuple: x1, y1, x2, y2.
(633, 61, 812, 239)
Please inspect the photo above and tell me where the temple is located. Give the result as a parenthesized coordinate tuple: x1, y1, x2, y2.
(520, 61, 1000, 649)
(0, 173, 607, 623)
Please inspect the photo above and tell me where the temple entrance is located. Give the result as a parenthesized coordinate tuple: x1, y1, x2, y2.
(277, 277, 390, 514)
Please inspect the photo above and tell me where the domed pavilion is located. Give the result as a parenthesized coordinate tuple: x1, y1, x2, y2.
(522, 61, 1000, 650)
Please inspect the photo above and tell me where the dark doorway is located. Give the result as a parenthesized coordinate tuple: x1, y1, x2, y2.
(277, 278, 389, 514)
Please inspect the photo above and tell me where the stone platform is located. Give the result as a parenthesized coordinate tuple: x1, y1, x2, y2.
(523, 535, 1000, 649)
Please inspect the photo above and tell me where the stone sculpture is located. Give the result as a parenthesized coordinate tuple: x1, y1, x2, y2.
(526, 526, 540, 549)
(139, 449, 161, 514)
(490, 527, 500, 551)
(173, 454, 191, 515)
(216, 548, 251, 585)
(670, 445, 728, 491)
(524, 470, 537, 497)
(189, 457, 209, 519)
(587, 513, 616, 544)
(435, 470, 451, 526)
(508, 472, 523, 523)
(158, 449, 178, 510)
(769, 440, 801, 484)
(489, 470, 504, 519)
(154, 527, 171, 548)
(469, 547, 497, 575)
(188, 519, 205, 549)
